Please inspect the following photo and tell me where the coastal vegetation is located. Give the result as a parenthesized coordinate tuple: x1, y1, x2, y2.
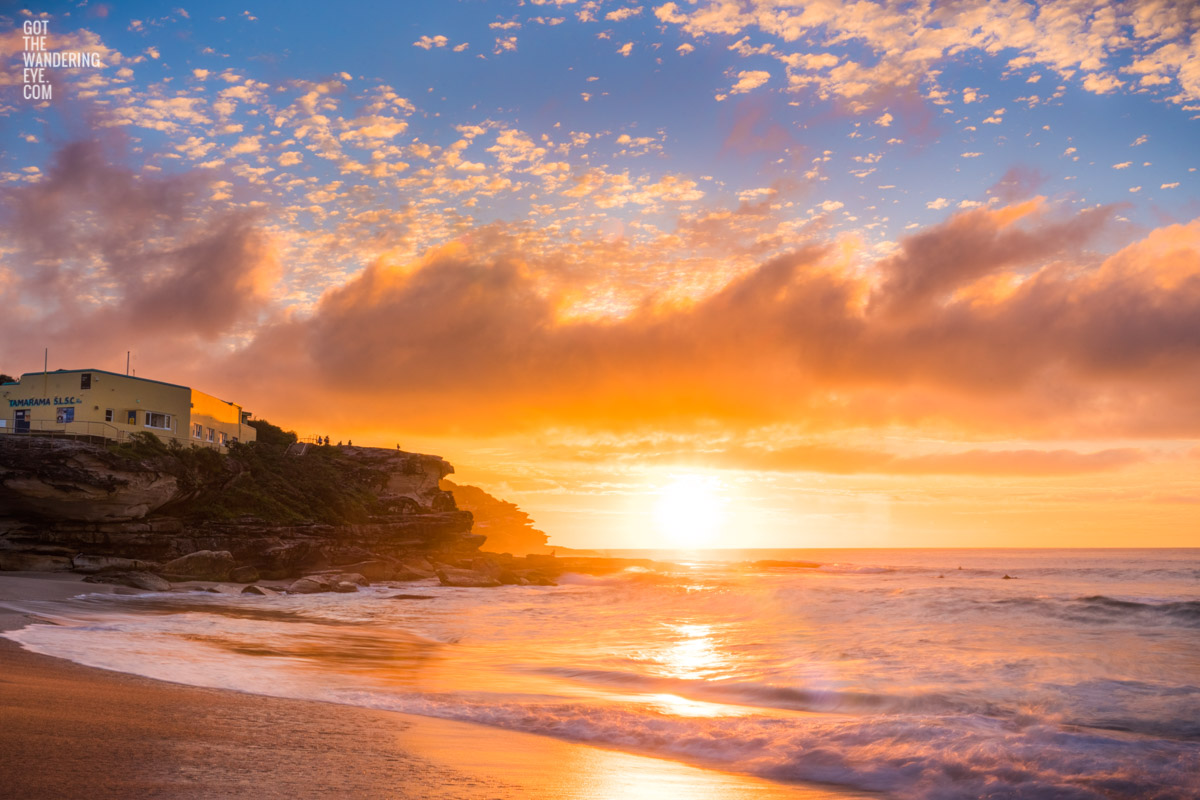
(109, 425, 391, 525)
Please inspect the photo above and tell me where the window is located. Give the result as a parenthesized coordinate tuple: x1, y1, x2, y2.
(145, 412, 172, 430)
(56, 407, 75, 424)
(80, 373, 91, 390)
(205, 427, 215, 442)
(105, 409, 114, 423)
(192, 422, 203, 439)
(127, 410, 137, 425)
(218, 431, 228, 446)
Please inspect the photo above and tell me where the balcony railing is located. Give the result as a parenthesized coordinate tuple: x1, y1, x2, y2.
(0, 417, 227, 450)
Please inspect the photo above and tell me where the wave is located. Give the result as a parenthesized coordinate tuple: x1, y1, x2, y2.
(531, 665, 980, 716)
(991, 595, 1200, 627)
(1074, 595, 1200, 624)
(815, 563, 897, 574)
(350, 692, 1200, 799)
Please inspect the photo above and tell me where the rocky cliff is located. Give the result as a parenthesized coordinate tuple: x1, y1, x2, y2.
(440, 480, 551, 555)
(0, 435, 479, 579)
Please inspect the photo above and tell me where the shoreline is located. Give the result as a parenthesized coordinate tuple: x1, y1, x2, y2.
(0, 572, 861, 800)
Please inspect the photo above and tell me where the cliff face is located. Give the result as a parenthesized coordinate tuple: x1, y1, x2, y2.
(0, 439, 182, 522)
(440, 480, 550, 555)
(0, 436, 478, 578)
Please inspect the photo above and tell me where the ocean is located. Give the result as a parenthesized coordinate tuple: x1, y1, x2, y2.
(6, 548, 1199, 798)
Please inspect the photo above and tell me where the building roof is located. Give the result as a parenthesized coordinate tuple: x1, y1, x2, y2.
(17, 368, 190, 390)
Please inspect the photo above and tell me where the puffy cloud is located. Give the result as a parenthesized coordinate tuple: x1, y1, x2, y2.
(730, 69, 770, 94)
(652, 0, 1200, 116)
(227, 135, 261, 156)
(414, 35, 448, 49)
(0, 141, 278, 353)
(213, 207, 1200, 440)
(606, 6, 643, 22)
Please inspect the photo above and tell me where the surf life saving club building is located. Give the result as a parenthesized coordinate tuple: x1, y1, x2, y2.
(0, 369, 256, 451)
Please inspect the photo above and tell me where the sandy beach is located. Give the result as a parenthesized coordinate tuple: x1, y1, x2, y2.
(0, 573, 855, 800)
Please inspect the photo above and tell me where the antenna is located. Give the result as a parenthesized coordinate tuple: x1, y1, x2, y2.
(126, 351, 130, 376)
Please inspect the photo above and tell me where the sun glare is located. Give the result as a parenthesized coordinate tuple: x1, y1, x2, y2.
(653, 475, 727, 549)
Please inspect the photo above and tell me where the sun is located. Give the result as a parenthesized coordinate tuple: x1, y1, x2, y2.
(653, 474, 727, 549)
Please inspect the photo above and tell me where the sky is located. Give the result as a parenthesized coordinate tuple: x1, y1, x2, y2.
(2, 0, 1199, 549)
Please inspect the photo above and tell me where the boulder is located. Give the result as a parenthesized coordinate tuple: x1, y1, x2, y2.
(393, 564, 435, 582)
(497, 569, 523, 586)
(402, 556, 435, 572)
(287, 576, 332, 594)
(159, 550, 236, 582)
(334, 572, 369, 587)
(83, 571, 171, 592)
(435, 567, 502, 588)
(241, 585, 279, 596)
(228, 565, 260, 584)
(388, 594, 434, 600)
(332, 581, 359, 593)
(71, 554, 158, 574)
(334, 560, 396, 582)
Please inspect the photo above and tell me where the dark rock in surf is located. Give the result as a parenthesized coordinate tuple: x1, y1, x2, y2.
(83, 570, 171, 592)
(159, 550, 237, 582)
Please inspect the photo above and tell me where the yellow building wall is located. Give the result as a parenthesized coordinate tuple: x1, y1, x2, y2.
(0, 369, 255, 450)
(188, 388, 257, 447)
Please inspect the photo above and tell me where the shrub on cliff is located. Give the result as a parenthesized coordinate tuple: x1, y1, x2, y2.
(108, 430, 389, 525)
(184, 441, 390, 525)
(247, 418, 298, 447)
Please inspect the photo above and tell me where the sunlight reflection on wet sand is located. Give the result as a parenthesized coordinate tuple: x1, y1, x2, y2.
(394, 712, 871, 800)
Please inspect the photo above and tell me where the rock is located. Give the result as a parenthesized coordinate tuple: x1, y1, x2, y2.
(332, 582, 359, 593)
(0, 438, 180, 522)
(287, 576, 332, 594)
(435, 567, 502, 588)
(228, 565, 260, 584)
(1002, 574, 1016, 580)
(1, 439, 491, 582)
(241, 584, 278, 596)
(525, 572, 557, 586)
(334, 572, 369, 587)
(71, 554, 158, 574)
(329, 546, 375, 566)
(83, 571, 171, 592)
(334, 560, 396, 582)
(497, 569, 523, 586)
(159, 550, 236, 582)
(388, 594, 434, 600)
(393, 564, 435, 582)
(0, 552, 73, 572)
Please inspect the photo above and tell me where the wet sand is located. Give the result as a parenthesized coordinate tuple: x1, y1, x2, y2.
(0, 573, 863, 799)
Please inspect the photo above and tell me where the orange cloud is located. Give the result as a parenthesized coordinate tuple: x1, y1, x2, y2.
(206, 206, 1200, 441)
(6, 141, 1200, 449)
